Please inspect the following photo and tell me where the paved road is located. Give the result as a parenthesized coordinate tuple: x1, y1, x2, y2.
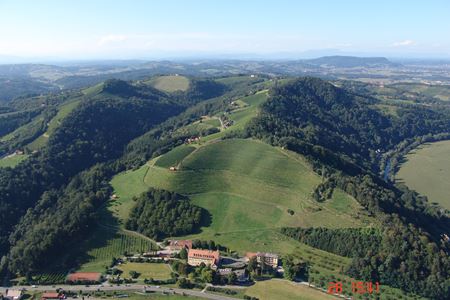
(0, 284, 237, 300)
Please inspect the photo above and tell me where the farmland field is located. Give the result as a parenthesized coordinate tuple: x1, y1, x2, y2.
(118, 262, 172, 281)
(30, 272, 67, 284)
(391, 83, 450, 101)
(0, 154, 28, 168)
(154, 145, 196, 168)
(109, 166, 151, 223)
(395, 140, 450, 209)
(148, 75, 190, 92)
(245, 279, 335, 300)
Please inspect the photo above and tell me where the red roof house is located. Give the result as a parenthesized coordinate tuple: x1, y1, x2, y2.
(41, 293, 63, 300)
(168, 240, 193, 251)
(187, 249, 220, 266)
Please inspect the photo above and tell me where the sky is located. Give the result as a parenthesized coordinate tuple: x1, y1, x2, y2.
(0, 0, 449, 61)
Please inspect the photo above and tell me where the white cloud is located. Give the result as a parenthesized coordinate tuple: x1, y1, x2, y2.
(392, 40, 416, 47)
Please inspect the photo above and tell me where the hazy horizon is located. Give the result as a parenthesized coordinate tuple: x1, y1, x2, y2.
(1, 0, 450, 63)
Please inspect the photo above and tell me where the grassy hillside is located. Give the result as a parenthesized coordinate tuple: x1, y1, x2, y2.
(147, 139, 374, 245)
(396, 140, 450, 210)
(26, 99, 81, 150)
(154, 144, 196, 168)
(0, 154, 28, 168)
(147, 75, 190, 92)
(111, 139, 375, 254)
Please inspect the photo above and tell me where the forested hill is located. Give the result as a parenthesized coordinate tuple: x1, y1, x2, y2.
(0, 81, 184, 267)
(247, 77, 450, 299)
(248, 77, 450, 172)
(0, 75, 239, 274)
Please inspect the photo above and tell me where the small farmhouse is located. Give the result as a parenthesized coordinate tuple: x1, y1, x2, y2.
(167, 239, 193, 251)
(41, 293, 64, 300)
(246, 252, 279, 268)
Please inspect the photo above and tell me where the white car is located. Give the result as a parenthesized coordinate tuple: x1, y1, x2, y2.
(31, 285, 37, 288)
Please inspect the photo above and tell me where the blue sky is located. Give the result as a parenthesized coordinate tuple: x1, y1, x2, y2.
(0, 0, 449, 59)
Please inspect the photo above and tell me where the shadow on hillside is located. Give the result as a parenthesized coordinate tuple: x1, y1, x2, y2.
(52, 202, 121, 272)
(193, 207, 213, 234)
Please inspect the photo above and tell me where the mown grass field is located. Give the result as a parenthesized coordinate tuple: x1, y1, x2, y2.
(154, 145, 196, 168)
(245, 279, 335, 300)
(149, 75, 190, 92)
(118, 262, 172, 281)
(109, 166, 151, 223)
(0, 154, 28, 168)
(396, 140, 450, 210)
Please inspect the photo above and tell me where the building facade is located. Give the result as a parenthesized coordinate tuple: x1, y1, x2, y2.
(187, 249, 220, 267)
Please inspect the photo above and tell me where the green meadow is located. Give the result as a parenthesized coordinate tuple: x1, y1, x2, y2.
(0, 154, 28, 168)
(396, 140, 450, 210)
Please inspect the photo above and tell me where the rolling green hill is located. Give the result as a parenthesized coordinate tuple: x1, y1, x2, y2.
(111, 139, 376, 254)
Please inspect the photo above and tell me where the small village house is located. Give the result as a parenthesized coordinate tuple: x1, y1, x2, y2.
(187, 249, 220, 267)
(167, 239, 192, 251)
(245, 252, 279, 268)
(41, 293, 65, 300)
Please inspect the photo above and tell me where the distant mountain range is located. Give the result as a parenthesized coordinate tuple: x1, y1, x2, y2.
(303, 55, 398, 67)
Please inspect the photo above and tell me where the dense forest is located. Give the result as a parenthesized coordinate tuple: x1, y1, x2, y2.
(126, 189, 205, 241)
(281, 227, 382, 258)
(0, 76, 251, 276)
(247, 77, 450, 172)
(0, 81, 184, 272)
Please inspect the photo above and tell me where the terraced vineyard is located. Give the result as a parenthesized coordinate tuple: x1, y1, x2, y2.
(76, 226, 156, 272)
(31, 272, 67, 284)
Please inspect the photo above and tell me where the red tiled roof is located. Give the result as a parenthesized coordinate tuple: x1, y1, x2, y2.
(188, 249, 220, 261)
(41, 293, 60, 299)
(67, 272, 101, 282)
(169, 240, 192, 249)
